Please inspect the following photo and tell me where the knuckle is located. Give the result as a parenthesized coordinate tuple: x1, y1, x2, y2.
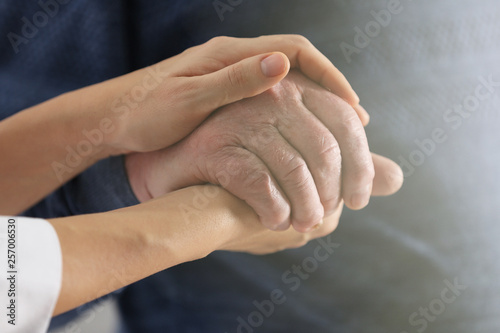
(245, 169, 274, 194)
(289, 34, 312, 47)
(226, 62, 247, 88)
(203, 133, 235, 156)
(294, 208, 324, 230)
(316, 140, 342, 212)
(262, 82, 287, 102)
(246, 123, 278, 148)
(350, 159, 376, 185)
(208, 36, 230, 46)
(260, 77, 301, 107)
(180, 45, 195, 56)
(314, 138, 342, 202)
(246, 173, 290, 226)
(324, 94, 359, 125)
(322, 196, 342, 214)
(263, 206, 290, 229)
(212, 148, 246, 184)
(339, 112, 365, 136)
(214, 153, 291, 226)
(317, 134, 341, 169)
(283, 158, 311, 189)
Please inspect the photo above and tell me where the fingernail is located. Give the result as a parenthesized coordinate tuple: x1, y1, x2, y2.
(261, 53, 287, 77)
(310, 221, 323, 231)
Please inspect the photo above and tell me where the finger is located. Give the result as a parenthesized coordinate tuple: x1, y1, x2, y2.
(195, 52, 290, 112)
(282, 201, 344, 252)
(194, 35, 359, 106)
(311, 200, 344, 239)
(210, 147, 292, 231)
(247, 35, 360, 106)
(241, 125, 324, 233)
(303, 87, 375, 211)
(371, 153, 404, 196)
(276, 102, 343, 217)
(354, 104, 370, 127)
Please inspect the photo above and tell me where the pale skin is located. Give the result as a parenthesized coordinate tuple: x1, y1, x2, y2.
(127, 71, 389, 232)
(0, 35, 402, 317)
(50, 69, 402, 314)
(49, 185, 344, 315)
(51, 161, 400, 316)
(0, 35, 367, 216)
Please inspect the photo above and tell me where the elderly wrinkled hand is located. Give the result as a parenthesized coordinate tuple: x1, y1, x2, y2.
(126, 71, 403, 232)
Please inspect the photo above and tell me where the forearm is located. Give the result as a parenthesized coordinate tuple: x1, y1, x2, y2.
(0, 92, 106, 214)
(48, 185, 257, 315)
(0, 67, 153, 215)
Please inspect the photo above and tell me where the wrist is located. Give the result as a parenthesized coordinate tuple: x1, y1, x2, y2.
(120, 186, 238, 260)
(124, 153, 154, 202)
(56, 87, 122, 162)
(61, 69, 154, 158)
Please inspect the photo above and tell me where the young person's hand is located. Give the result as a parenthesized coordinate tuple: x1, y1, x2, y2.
(103, 35, 366, 154)
(51, 149, 403, 315)
(0, 35, 365, 215)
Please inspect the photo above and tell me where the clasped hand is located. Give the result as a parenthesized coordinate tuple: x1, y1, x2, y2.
(127, 70, 403, 234)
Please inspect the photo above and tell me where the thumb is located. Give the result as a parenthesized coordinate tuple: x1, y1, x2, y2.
(197, 52, 290, 111)
(371, 153, 404, 197)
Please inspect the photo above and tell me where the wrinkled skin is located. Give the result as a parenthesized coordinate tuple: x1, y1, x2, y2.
(126, 71, 402, 232)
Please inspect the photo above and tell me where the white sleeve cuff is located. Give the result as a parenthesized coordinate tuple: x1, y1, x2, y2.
(0, 216, 62, 333)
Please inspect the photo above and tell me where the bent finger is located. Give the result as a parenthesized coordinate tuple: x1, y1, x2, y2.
(212, 147, 292, 231)
(303, 87, 374, 211)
